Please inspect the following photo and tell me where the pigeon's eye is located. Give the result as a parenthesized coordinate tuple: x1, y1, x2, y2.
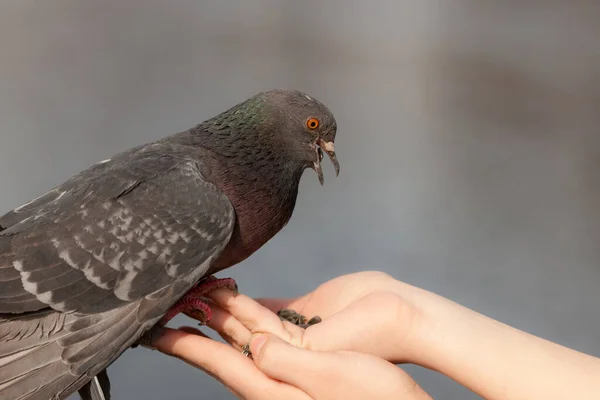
(306, 118, 320, 130)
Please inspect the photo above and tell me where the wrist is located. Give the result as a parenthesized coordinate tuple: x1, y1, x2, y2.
(382, 275, 600, 399)
(383, 281, 453, 365)
(398, 286, 600, 399)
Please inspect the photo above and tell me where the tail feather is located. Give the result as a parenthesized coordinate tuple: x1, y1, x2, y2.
(0, 342, 61, 385)
(3, 359, 70, 400)
(72, 309, 141, 375)
(21, 374, 75, 400)
(0, 301, 149, 400)
(78, 370, 111, 400)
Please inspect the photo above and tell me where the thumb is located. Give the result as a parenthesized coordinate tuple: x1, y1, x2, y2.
(250, 333, 328, 387)
(250, 334, 433, 400)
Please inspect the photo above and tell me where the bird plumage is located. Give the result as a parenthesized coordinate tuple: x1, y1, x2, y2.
(0, 89, 338, 399)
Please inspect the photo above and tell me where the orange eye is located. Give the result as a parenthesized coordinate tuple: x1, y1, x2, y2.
(306, 117, 320, 130)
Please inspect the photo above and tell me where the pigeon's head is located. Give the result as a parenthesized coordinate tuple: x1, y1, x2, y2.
(199, 89, 340, 185)
(259, 89, 339, 185)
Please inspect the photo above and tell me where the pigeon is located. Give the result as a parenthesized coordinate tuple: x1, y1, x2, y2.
(0, 89, 340, 400)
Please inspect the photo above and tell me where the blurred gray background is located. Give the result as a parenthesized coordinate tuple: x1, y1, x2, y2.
(1, 1, 600, 399)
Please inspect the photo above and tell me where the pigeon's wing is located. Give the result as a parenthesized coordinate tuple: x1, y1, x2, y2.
(0, 148, 236, 400)
(0, 148, 235, 314)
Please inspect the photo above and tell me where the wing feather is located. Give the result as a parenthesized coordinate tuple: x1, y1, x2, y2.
(0, 144, 236, 400)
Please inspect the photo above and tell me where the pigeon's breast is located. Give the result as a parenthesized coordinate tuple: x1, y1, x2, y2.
(203, 158, 302, 273)
(208, 184, 297, 273)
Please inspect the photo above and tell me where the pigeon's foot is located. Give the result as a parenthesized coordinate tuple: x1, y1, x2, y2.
(160, 276, 238, 326)
(134, 276, 238, 349)
(191, 275, 239, 297)
(161, 295, 213, 325)
(277, 309, 322, 329)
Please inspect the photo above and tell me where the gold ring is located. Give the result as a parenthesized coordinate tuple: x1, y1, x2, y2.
(241, 343, 252, 357)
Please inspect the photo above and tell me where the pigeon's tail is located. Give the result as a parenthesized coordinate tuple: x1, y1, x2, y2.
(78, 370, 111, 400)
(0, 309, 83, 400)
(0, 301, 142, 400)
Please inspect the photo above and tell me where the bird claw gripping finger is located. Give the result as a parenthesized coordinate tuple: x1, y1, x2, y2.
(159, 276, 238, 326)
(133, 277, 238, 349)
(191, 275, 239, 296)
(277, 309, 322, 329)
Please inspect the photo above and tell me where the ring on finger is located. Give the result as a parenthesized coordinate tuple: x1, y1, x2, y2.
(241, 343, 252, 358)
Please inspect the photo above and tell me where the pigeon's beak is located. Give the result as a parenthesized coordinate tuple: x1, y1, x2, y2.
(313, 138, 340, 186)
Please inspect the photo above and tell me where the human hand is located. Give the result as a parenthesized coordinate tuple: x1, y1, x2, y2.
(206, 271, 428, 364)
(152, 270, 600, 400)
(151, 326, 432, 400)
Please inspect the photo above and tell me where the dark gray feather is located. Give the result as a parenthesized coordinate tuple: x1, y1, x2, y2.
(0, 143, 236, 400)
(0, 89, 337, 400)
(78, 370, 110, 400)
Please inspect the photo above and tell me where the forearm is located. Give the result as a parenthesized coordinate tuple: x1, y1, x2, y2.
(407, 289, 600, 399)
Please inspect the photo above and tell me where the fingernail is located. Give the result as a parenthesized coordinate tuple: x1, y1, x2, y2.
(250, 334, 268, 357)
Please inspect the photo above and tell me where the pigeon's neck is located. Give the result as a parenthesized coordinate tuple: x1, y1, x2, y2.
(173, 122, 305, 271)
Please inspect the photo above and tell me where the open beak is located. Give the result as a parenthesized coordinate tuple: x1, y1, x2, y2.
(313, 138, 340, 185)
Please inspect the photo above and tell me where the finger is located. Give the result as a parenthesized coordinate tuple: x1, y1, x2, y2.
(207, 289, 292, 340)
(152, 327, 311, 400)
(250, 333, 350, 392)
(254, 297, 305, 313)
(281, 320, 306, 337)
(251, 334, 432, 400)
(205, 303, 252, 350)
(320, 352, 432, 399)
(174, 296, 260, 351)
(256, 295, 345, 320)
(174, 326, 248, 360)
(172, 298, 248, 351)
(178, 326, 206, 336)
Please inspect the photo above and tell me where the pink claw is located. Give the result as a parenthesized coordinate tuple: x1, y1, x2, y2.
(160, 296, 212, 325)
(186, 276, 238, 297)
(160, 276, 238, 326)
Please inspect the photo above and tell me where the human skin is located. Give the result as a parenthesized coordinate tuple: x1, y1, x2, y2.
(152, 271, 600, 400)
(151, 321, 431, 399)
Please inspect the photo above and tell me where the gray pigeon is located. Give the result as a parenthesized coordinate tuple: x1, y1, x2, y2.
(0, 89, 339, 400)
